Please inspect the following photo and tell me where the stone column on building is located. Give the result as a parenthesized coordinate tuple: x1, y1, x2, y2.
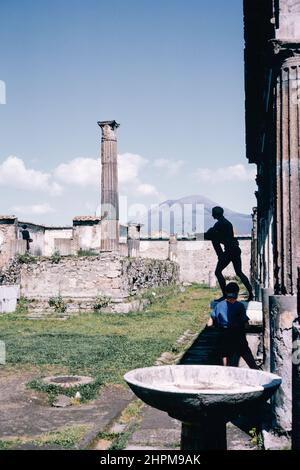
(98, 120, 120, 252)
(262, 287, 274, 371)
(293, 317, 300, 449)
(273, 51, 300, 296)
(292, 267, 300, 449)
(270, 294, 297, 432)
(250, 207, 261, 299)
(168, 234, 178, 263)
(127, 223, 141, 258)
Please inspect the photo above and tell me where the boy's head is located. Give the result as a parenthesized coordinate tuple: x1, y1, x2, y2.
(22, 225, 27, 230)
(225, 282, 239, 300)
(212, 206, 224, 220)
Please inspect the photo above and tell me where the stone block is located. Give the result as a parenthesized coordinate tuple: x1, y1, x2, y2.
(0, 285, 19, 313)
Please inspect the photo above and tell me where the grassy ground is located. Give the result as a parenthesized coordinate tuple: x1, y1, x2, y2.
(0, 425, 89, 450)
(0, 285, 216, 389)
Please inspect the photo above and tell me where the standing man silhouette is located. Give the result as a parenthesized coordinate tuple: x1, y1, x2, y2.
(204, 206, 254, 302)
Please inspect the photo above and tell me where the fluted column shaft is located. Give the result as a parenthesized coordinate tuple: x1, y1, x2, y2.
(274, 56, 300, 295)
(98, 121, 120, 252)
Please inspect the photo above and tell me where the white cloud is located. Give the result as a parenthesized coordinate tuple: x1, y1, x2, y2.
(118, 153, 148, 184)
(0, 156, 62, 196)
(53, 153, 159, 199)
(137, 183, 159, 196)
(195, 164, 256, 183)
(54, 153, 148, 187)
(54, 157, 99, 186)
(10, 203, 55, 215)
(153, 158, 185, 175)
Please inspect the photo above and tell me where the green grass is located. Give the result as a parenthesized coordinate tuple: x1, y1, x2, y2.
(0, 425, 89, 450)
(0, 285, 216, 395)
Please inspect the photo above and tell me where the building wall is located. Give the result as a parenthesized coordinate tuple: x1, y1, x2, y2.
(44, 229, 73, 256)
(18, 227, 45, 256)
(74, 224, 101, 251)
(139, 239, 251, 284)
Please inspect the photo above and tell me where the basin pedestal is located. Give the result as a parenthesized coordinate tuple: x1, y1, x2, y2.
(181, 419, 226, 450)
(124, 365, 281, 451)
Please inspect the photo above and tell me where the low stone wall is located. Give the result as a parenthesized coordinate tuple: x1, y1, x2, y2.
(20, 254, 179, 314)
(139, 239, 251, 284)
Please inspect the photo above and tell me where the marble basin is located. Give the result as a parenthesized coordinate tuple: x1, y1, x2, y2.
(124, 365, 281, 449)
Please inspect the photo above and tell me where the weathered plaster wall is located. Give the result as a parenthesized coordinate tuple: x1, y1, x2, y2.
(139, 239, 251, 284)
(44, 229, 73, 256)
(74, 224, 101, 251)
(17, 226, 45, 256)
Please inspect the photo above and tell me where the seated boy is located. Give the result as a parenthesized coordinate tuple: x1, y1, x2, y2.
(207, 282, 259, 369)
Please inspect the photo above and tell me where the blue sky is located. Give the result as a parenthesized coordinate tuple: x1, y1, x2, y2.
(0, 0, 256, 225)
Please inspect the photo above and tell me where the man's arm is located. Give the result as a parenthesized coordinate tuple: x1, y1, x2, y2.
(204, 222, 224, 258)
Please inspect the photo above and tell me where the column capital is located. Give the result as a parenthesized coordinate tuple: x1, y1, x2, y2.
(97, 120, 120, 141)
(270, 39, 300, 65)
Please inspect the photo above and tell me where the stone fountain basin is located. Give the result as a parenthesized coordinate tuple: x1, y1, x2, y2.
(124, 365, 281, 422)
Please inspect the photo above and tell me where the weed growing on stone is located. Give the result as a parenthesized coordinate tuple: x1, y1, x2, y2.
(17, 253, 37, 264)
(15, 297, 29, 315)
(93, 294, 111, 312)
(48, 296, 67, 313)
(77, 249, 98, 257)
(51, 250, 61, 264)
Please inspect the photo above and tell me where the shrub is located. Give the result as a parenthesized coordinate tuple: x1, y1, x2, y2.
(15, 297, 29, 314)
(48, 295, 67, 313)
(93, 294, 111, 312)
(77, 249, 97, 257)
(51, 250, 61, 264)
(17, 253, 37, 264)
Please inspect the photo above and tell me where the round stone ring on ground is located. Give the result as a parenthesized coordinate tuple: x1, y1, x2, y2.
(42, 375, 94, 389)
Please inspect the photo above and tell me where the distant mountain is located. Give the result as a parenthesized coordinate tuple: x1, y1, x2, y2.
(137, 195, 252, 237)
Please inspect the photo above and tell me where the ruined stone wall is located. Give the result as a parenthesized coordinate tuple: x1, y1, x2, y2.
(20, 254, 124, 300)
(139, 239, 251, 284)
(123, 257, 179, 295)
(20, 254, 179, 314)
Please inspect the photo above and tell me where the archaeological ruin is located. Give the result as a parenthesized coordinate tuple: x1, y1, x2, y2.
(1, 0, 299, 452)
(0, 117, 252, 315)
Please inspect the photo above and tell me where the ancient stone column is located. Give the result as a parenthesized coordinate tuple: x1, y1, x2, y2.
(262, 287, 274, 371)
(270, 295, 297, 432)
(292, 317, 300, 450)
(98, 120, 120, 252)
(292, 267, 300, 449)
(250, 207, 258, 289)
(274, 54, 300, 295)
(168, 234, 178, 262)
(127, 223, 141, 258)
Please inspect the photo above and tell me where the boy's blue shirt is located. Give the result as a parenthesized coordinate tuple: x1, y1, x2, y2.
(211, 300, 249, 329)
